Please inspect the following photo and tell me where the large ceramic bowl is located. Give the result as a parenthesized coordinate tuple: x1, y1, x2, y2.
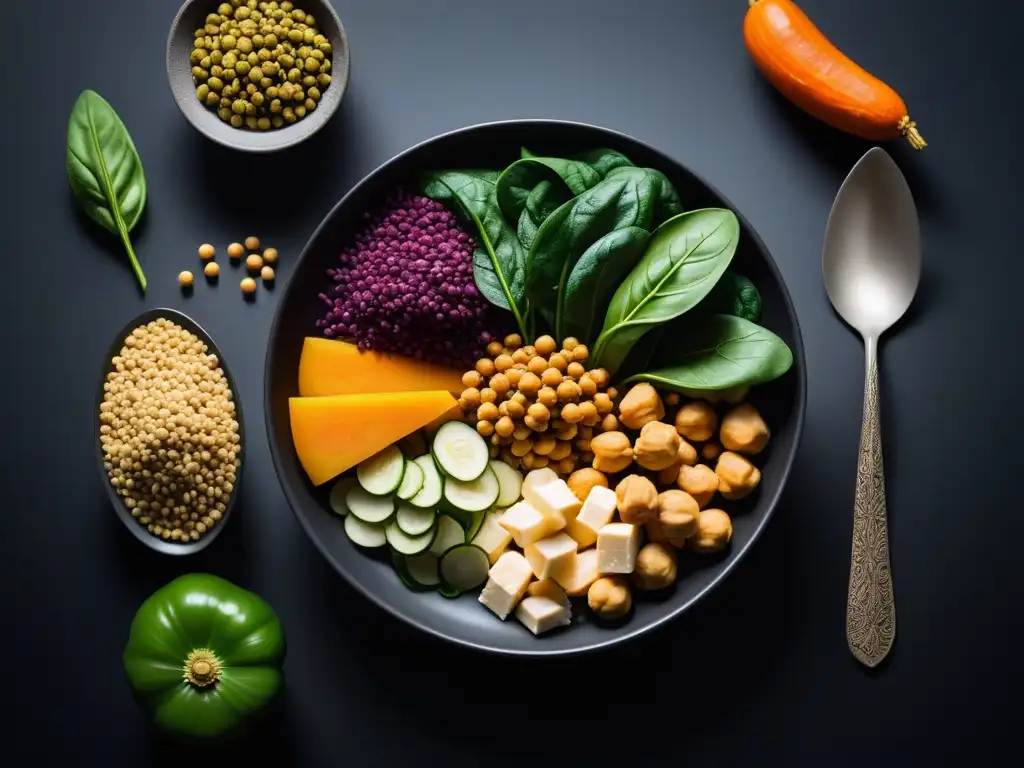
(264, 120, 806, 655)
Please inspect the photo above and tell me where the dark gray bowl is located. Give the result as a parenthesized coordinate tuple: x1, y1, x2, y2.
(166, 0, 349, 153)
(96, 308, 244, 555)
(264, 120, 807, 655)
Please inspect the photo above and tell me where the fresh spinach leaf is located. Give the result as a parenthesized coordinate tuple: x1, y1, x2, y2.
(699, 271, 761, 322)
(66, 90, 148, 291)
(561, 226, 650, 344)
(571, 148, 634, 178)
(422, 169, 529, 337)
(608, 166, 683, 225)
(517, 180, 571, 251)
(526, 167, 658, 332)
(592, 208, 739, 374)
(495, 157, 600, 231)
(624, 314, 792, 392)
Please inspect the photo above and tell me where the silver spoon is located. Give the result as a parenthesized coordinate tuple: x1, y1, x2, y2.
(822, 147, 921, 668)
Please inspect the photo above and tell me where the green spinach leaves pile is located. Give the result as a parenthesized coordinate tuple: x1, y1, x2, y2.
(422, 148, 792, 395)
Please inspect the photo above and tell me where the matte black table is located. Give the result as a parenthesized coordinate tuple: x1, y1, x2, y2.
(4, 0, 1021, 764)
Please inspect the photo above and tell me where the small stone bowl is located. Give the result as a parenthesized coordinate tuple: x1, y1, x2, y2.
(96, 308, 245, 555)
(166, 0, 350, 153)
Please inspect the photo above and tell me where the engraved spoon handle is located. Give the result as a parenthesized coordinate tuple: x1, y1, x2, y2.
(846, 337, 896, 668)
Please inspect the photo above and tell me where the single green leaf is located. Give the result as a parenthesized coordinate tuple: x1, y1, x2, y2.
(592, 208, 740, 374)
(561, 227, 650, 345)
(66, 89, 148, 291)
(624, 314, 793, 392)
(422, 170, 528, 337)
(496, 157, 600, 238)
(571, 148, 634, 178)
(526, 168, 658, 333)
(699, 271, 761, 322)
(608, 166, 683, 225)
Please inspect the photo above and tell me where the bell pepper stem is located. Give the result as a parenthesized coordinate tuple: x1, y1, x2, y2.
(183, 648, 222, 688)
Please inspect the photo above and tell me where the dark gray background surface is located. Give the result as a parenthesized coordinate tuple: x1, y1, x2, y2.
(2, 0, 1021, 764)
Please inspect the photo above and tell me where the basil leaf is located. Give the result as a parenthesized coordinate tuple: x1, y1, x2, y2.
(422, 169, 528, 337)
(699, 271, 761, 322)
(571, 148, 634, 178)
(66, 90, 148, 291)
(592, 208, 739, 375)
(527, 168, 658, 334)
(624, 314, 793, 392)
(561, 227, 650, 345)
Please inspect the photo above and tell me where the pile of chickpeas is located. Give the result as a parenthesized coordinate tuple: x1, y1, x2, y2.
(458, 334, 618, 475)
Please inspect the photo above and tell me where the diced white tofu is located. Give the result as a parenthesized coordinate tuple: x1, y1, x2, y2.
(472, 511, 513, 564)
(478, 551, 534, 620)
(498, 500, 560, 547)
(522, 467, 559, 498)
(565, 485, 617, 548)
(524, 532, 578, 584)
(526, 578, 571, 610)
(559, 548, 600, 597)
(597, 523, 640, 574)
(514, 596, 571, 636)
(523, 479, 581, 531)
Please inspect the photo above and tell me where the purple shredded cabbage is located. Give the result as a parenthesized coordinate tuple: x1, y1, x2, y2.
(315, 192, 508, 367)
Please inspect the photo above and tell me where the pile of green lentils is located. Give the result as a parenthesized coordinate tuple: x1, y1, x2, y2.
(191, 0, 333, 131)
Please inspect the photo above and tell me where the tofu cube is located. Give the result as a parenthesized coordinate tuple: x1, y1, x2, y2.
(597, 523, 640, 574)
(559, 548, 600, 597)
(478, 551, 534, 620)
(514, 596, 572, 636)
(498, 500, 560, 547)
(522, 467, 559, 498)
(565, 485, 617, 548)
(524, 532, 578, 585)
(472, 511, 513, 564)
(526, 578, 571, 610)
(523, 479, 581, 532)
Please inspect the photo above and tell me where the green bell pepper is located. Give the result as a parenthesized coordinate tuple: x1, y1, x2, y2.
(123, 573, 286, 739)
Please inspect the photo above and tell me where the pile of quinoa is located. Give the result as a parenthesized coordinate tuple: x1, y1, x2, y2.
(99, 318, 241, 543)
(315, 192, 508, 368)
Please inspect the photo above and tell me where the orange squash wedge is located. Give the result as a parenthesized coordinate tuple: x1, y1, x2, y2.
(289, 390, 459, 486)
(298, 337, 465, 397)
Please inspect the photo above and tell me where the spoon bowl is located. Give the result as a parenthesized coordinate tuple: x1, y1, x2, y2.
(823, 147, 922, 339)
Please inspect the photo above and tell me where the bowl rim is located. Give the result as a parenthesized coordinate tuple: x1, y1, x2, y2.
(264, 118, 808, 655)
(96, 307, 245, 555)
(164, 0, 351, 154)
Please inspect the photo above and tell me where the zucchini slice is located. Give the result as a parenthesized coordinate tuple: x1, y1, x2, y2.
(356, 445, 405, 496)
(429, 514, 466, 558)
(328, 477, 359, 517)
(443, 466, 500, 514)
(432, 421, 489, 481)
(489, 460, 523, 507)
(405, 552, 441, 587)
(396, 461, 425, 501)
(344, 514, 387, 548)
(409, 454, 443, 508)
(396, 502, 437, 536)
(346, 486, 395, 524)
(386, 520, 436, 556)
(439, 544, 490, 591)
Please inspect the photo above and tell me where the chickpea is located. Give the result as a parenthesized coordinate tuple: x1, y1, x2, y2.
(591, 431, 633, 474)
(480, 388, 498, 404)
(505, 368, 524, 388)
(533, 454, 550, 469)
(524, 415, 548, 432)
(578, 375, 598, 398)
(518, 372, 541, 397)
(675, 401, 719, 442)
(227, 242, 244, 259)
(664, 392, 681, 407)
(532, 435, 557, 456)
(462, 370, 482, 388)
(204, 262, 220, 279)
(510, 348, 529, 365)
(495, 416, 515, 438)
(534, 335, 557, 356)
(566, 361, 586, 380)
(527, 402, 550, 422)
(555, 457, 577, 475)
(198, 243, 216, 260)
(262, 248, 278, 265)
(690, 509, 733, 553)
(633, 421, 681, 471)
(494, 354, 515, 373)
(246, 253, 264, 271)
(477, 420, 495, 437)
(614, 474, 659, 525)
(593, 392, 613, 414)
(511, 391, 528, 405)
(521, 451, 537, 470)
(567, 468, 608, 502)
(702, 442, 722, 462)
(539, 368, 561, 388)
(475, 358, 496, 377)
(572, 344, 589, 362)
(510, 438, 533, 458)
(522, 345, 536, 357)
(241, 277, 257, 294)
(617, 383, 665, 430)
(513, 424, 532, 441)
(476, 402, 499, 422)
(548, 354, 568, 372)
(634, 543, 678, 590)
(549, 440, 573, 462)
(555, 422, 578, 441)
(527, 356, 548, 375)
(715, 451, 761, 500)
(561, 337, 580, 351)
(537, 386, 558, 408)
(578, 401, 599, 426)
(487, 341, 504, 357)
(560, 402, 582, 424)
(556, 380, 579, 402)
(645, 518, 687, 549)
(600, 414, 618, 433)
(589, 368, 610, 389)
(678, 439, 698, 467)
(588, 577, 631, 619)
(658, 490, 700, 539)
(459, 387, 481, 409)
(720, 403, 771, 455)
(178, 271, 194, 287)
(677, 464, 719, 508)
(489, 443, 500, 459)
(607, 387, 619, 401)
(489, 373, 511, 396)
(506, 400, 526, 419)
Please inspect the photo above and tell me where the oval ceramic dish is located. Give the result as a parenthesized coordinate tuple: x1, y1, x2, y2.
(166, 0, 350, 153)
(96, 307, 245, 555)
(264, 120, 806, 655)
